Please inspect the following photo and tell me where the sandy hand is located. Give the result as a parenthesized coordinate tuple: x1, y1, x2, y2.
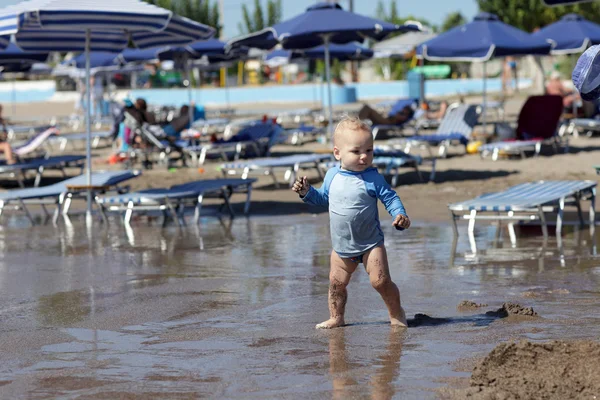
(292, 176, 311, 197)
(393, 214, 411, 230)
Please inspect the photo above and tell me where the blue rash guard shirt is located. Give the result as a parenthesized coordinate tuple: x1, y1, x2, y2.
(301, 166, 407, 258)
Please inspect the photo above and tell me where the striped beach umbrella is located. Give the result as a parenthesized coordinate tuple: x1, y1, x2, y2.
(0, 0, 215, 219)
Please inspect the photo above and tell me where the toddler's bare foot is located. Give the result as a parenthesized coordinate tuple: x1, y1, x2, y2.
(316, 318, 344, 329)
(390, 307, 408, 327)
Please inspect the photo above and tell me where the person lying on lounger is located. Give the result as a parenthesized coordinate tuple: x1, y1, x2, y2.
(0, 105, 16, 164)
(358, 103, 414, 125)
(162, 104, 206, 140)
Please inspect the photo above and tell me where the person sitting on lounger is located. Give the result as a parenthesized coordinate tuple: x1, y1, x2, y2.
(162, 104, 206, 140)
(358, 103, 414, 125)
(546, 71, 580, 109)
(124, 98, 157, 147)
(0, 105, 16, 164)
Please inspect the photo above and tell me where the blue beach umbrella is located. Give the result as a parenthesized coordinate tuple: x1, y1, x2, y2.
(228, 2, 420, 136)
(265, 43, 373, 66)
(533, 14, 600, 54)
(0, 42, 49, 64)
(66, 52, 120, 70)
(301, 43, 374, 61)
(158, 39, 235, 123)
(0, 0, 215, 219)
(119, 48, 161, 64)
(0, 43, 50, 115)
(416, 12, 552, 127)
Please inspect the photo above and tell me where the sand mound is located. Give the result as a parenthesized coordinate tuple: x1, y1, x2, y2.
(457, 300, 488, 310)
(455, 340, 600, 399)
(485, 302, 538, 317)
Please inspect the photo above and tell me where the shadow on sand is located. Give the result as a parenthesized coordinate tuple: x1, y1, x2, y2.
(343, 311, 509, 329)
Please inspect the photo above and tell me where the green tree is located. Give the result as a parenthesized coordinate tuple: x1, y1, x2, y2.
(476, 0, 600, 32)
(441, 11, 466, 32)
(238, 0, 283, 34)
(375, 0, 435, 32)
(143, 0, 221, 37)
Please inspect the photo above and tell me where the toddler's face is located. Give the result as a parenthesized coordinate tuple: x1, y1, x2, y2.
(333, 128, 373, 172)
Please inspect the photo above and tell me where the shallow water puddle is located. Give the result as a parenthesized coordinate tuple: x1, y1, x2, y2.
(0, 217, 599, 398)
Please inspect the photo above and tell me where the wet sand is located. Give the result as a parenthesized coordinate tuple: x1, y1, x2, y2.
(0, 216, 599, 398)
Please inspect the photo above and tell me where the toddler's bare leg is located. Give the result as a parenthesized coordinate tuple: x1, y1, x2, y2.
(316, 251, 358, 329)
(363, 245, 407, 327)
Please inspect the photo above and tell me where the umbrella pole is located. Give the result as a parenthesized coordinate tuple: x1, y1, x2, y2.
(186, 57, 194, 128)
(11, 78, 16, 117)
(482, 61, 487, 134)
(323, 35, 334, 140)
(85, 29, 93, 223)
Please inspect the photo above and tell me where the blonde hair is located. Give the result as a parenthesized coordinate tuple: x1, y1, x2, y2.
(333, 116, 372, 145)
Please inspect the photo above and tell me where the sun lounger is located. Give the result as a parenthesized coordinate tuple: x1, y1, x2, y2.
(185, 118, 230, 138)
(449, 180, 596, 245)
(220, 153, 333, 188)
(320, 149, 435, 187)
(0, 170, 141, 224)
(566, 118, 600, 137)
(372, 148, 436, 186)
(283, 125, 326, 146)
(12, 126, 60, 158)
(0, 155, 86, 187)
(184, 122, 284, 166)
(479, 95, 567, 160)
(386, 104, 482, 158)
(371, 98, 420, 140)
(6, 124, 55, 141)
(96, 178, 256, 226)
(51, 131, 113, 152)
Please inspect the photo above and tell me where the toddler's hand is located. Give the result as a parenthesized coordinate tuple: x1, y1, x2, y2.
(393, 214, 411, 230)
(292, 176, 310, 197)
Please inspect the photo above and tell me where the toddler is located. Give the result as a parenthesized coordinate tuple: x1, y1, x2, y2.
(292, 117, 410, 329)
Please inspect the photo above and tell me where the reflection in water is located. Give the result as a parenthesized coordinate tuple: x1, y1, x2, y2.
(370, 329, 404, 400)
(328, 330, 358, 399)
(328, 328, 404, 400)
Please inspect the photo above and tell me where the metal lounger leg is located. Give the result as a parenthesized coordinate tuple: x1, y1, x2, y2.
(269, 167, 279, 188)
(467, 209, 477, 234)
(429, 158, 437, 182)
(40, 204, 50, 220)
(467, 210, 478, 253)
(18, 198, 34, 225)
(575, 196, 585, 227)
(165, 198, 180, 227)
(0, 200, 4, 220)
(314, 161, 324, 180)
(507, 211, 517, 246)
(242, 167, 250, 180)
(449, 209, 458, 237)
(222, 188, 235, 218)
(199, 148, 207, 166)
(391, 167, 399, 187)
(244, 184, 252, 215)
(194, 194, 204, 224)
(590, 188, 596, 236)
(124, 201, 135, 226)
(536, 206, 548, 240)
(96, 199, 108, 224)
(413, 163, 423, 182)
(556, 197, 565, 237)
(492, 148, 499, 161)
(62, 193, 73, 215)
